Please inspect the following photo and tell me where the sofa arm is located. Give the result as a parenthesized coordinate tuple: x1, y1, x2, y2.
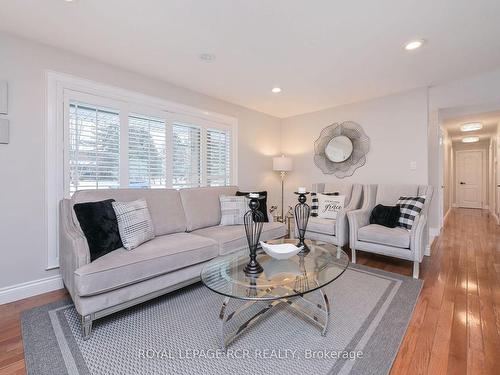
(59, 199, 90, 298)
(410, 213, 426, 262)
(335, 210, 349, 247)
(347, 209, 371, 248)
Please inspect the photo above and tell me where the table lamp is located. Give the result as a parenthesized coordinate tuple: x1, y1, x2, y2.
(273, 155, 293, 222)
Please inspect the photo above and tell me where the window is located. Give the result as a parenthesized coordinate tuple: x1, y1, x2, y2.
(65, 95, 236, 196)
(49, 73, 237, 269)
(206, 128, 231, 186)
(172, 123, 201, 188)
(68, 102, 120, 194)
(128, 115, 167, 188)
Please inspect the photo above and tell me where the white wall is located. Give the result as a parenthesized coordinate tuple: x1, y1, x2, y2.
(442, 130, 453, 217)
(280, 88, 429, 210)
(0, 33, 281, 291)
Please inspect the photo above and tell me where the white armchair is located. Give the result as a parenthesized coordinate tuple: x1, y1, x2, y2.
(347, 184, 433, 278)
(300, 183, 363, 247)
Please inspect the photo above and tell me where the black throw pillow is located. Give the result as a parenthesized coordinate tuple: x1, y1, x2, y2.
(235, 191, 269, 222)
(73, 199, 123, 262)
(369, 204, 401, 228)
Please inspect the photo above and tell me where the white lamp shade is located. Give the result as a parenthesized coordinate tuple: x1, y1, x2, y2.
(273, 156, 293, 171)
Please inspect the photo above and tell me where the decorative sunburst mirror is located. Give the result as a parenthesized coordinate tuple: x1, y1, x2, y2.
(314, 121, 370, 178)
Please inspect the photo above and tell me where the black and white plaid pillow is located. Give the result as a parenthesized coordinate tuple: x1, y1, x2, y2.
(112, 199, 155, 250)
(396, 196, 426, 230)
(311, 192, 319, 217)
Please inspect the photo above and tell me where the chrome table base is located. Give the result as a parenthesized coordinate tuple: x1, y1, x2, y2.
(218, 286, 330, 348)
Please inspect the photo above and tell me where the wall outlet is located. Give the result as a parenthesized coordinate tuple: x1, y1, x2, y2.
(410, 161, 417, 170)
(0, 118, 9, 144)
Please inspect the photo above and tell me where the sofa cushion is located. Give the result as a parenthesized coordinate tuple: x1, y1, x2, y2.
(180, 186, 238, 231)
(306, 217, 336, 235)
(73, 199, 123, 261)
(74, 233, 218, 296)
(358, 224, 410, 249)
(112, 199, 155, 250)
(71, 189, 187, 236)
(193, 222, 286, 255)
(375, 185, 419, 206)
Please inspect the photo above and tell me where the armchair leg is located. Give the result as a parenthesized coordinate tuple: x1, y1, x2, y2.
(351, 248, 356, 263)
(413, 261, 419, 279)
(82, 314, 93, 340)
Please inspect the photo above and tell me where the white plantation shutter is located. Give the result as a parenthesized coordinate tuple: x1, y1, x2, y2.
(206, 128, 231, 186)
(68, 102, 120, 194)
(172, 123, 202, 188)
(128, 115, 167, 188)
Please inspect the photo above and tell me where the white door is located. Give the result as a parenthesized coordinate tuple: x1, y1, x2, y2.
(457, 150, 483, 208)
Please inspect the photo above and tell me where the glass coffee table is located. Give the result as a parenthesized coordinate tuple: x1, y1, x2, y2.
(201, 239, 349, 348)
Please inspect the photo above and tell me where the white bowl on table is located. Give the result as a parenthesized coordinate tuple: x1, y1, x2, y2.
(259, 241, 303, 260)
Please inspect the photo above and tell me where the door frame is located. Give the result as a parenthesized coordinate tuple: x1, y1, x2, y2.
(455, 149, 487, 209)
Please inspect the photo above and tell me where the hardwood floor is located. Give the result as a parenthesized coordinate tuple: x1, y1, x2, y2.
(0, 208, 498, 374)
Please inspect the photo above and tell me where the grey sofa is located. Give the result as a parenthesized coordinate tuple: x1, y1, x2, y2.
(301, 183, 363, 247)
(347, 184, 433, 278)
(59, 186, 286, 339)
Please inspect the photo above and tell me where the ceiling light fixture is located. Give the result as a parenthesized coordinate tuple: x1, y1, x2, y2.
(271, 87, 282, 93)
(404, 39, 425, 51)
(460, 122, 483, 132)
(199, 53, 215, 62)
(462, 136, 479, 143)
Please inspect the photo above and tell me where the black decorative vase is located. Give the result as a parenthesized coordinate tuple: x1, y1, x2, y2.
(243, 195, 264, 275)
(294, 192, 311, 254)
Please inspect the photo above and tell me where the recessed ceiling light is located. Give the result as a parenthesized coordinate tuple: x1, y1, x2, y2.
(404, 39, 425, 51)
(460, 122, 483, 132)
(271, 87, 282, 93)
(199, 53, 215, 62)
(64, 0, 77, 2)
(462, 136, 479, 143)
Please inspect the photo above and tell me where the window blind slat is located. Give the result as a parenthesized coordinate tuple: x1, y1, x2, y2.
(69, 102, 120, 194)
(128, 115, 167, 188)
(172, 123, 202, 189)
(206, 128, 231, 187)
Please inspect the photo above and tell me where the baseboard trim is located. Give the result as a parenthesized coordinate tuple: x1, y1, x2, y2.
(425, 245, 431, 257)
(443, 208, 451, 224)
(0, 275, 63, 305)
(492, 211, 500, 225)
(426, 227, 441, 257)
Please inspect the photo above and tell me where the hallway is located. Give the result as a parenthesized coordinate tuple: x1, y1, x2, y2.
(379, 208, 499, 374)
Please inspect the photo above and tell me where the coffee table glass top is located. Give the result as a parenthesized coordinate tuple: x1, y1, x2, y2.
(200, 239, 349, 301)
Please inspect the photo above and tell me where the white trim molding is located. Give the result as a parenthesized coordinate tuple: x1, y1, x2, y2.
(426, 226, 441, 256)
(45, 71, 238, 270)
(0, 275, 63, 305)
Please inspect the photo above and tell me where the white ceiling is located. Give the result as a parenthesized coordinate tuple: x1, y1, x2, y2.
(2, 0, 500, 118)
(443, 110, 499, 142)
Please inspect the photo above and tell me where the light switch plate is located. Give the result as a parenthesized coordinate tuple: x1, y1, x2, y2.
(0, 118, 9, 144)
(410, 161, 417, 170)
(0, 81, 7, 115)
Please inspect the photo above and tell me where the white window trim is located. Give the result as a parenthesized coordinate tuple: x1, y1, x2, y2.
(45, 71, 238, 270)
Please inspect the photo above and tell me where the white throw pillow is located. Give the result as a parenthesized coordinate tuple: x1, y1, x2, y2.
(219, 195, 248, 226)
(317, 194, 345, 220)
(112, 199, 155, 250)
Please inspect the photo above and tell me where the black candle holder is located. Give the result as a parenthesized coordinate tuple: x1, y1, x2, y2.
(294, 192, 311, 254)
(243, 195, 265, 275)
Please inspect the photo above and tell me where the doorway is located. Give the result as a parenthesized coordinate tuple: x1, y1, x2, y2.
(456, 150, 485, 208)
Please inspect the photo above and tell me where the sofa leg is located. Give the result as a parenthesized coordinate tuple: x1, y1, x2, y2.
(413, 261, 420, 279)
(351, 248, 356, 263)
(82, 315, 93, 340)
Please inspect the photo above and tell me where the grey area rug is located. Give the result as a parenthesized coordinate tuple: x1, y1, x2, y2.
(22, 264, 422, 375)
